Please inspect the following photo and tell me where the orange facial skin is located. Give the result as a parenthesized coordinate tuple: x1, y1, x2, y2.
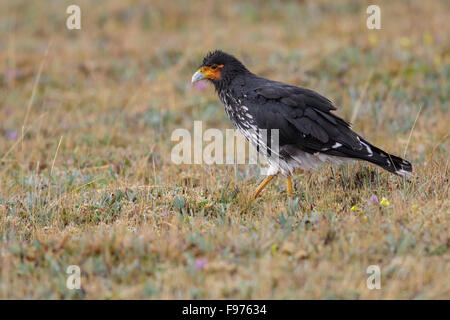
(197, 64, 224, 80)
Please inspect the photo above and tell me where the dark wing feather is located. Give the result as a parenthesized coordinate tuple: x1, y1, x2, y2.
(256, 84, 336, 111)
(246, 81, 364, 153)
(226, 74, 411, 176)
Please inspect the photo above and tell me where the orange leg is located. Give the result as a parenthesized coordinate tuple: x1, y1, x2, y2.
(250, 175, 275, 200)
(286, 176, 293, 196)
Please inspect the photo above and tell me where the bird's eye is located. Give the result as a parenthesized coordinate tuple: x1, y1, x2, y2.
(211, 64, 217, 70)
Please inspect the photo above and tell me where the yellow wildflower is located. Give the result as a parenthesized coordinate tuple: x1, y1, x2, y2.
(423, 33, 434, 46)
(380, 197, 390, 207)
(369, 34, 378, 46)
(400, 37, 411, 48)
(271, 244, 278, 255)
(434, 55, 442, 67)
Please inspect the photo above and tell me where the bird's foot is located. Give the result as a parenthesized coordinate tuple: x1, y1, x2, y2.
(286, 176, 293, 196)
(249, 175, 275, 200)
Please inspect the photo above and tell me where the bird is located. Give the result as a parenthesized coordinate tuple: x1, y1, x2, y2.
(191, 50, 412, 200)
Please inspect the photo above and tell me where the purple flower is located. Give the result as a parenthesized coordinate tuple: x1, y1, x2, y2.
(193, 258, 207, 270)
(370, 195, 379, 205)
(6, 69, 24, 81)
(163, 210, 168, 217)
(194, 80, 207, 91)
(6, 131, 18, 140)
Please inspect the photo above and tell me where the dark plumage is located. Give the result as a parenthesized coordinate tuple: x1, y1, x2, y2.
(192, 50, 412, 198)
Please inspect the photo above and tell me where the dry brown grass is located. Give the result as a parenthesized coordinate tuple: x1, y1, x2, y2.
(0, 0, 449, 299)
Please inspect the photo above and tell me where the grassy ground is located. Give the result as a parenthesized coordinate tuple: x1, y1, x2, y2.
(0, 0, 449, 299)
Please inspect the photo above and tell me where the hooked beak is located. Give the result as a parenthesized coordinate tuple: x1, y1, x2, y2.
(191, 70, 205, 83)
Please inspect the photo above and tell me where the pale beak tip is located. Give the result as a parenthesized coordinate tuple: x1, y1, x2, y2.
(191, 70, 205, 83)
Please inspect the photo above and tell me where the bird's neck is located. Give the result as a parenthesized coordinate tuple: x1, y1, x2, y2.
(213, 70, 254, 94)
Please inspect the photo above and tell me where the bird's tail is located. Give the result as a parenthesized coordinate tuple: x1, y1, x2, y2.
(358, 139, 412, 178)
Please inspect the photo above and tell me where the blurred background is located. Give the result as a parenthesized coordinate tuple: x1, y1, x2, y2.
(0, 0, 448, 299)
(1, 0, 448, 169)
(1, 1, 448, 173)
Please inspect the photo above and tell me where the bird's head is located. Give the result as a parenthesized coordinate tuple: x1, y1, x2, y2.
(192, 50, 249, 86)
